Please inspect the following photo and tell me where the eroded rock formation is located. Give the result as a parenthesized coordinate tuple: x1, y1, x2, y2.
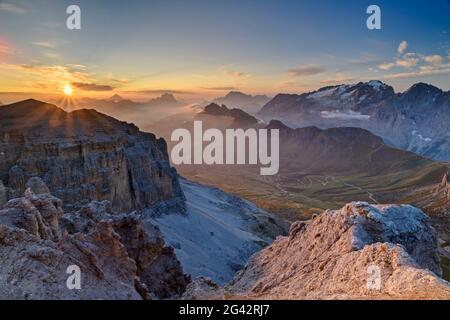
(225, 202, 450, 299)
(0, 185, 189, 300)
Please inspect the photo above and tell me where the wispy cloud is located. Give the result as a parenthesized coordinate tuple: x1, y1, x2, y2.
(72, 82, 115, 91)
(0, 63, 91, 92)
(378, 40, 448, 79)
(288, 64, 326, 77)
(378, 62, 396, 70)
(0, 41, 10, 60)
(32, 41, 56, 49)
(378, 40, 446, 71)
(44, 52, 60, 60)
(0, 3, 26, 14)
(202, 86, 239, 91)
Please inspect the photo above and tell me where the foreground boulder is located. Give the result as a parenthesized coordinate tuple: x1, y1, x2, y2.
(0, 188, 189, 300)
(226, 202, 450, 299)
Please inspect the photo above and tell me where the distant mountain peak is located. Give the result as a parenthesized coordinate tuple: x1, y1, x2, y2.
(212, 92, 271, 115)
(148, 93, 180, 106)
(108, 94, 125, 103)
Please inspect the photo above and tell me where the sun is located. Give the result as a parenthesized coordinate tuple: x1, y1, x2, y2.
(63, 84, 73, 96)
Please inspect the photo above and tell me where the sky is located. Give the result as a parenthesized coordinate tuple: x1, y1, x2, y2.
(0, 0, 449, 102)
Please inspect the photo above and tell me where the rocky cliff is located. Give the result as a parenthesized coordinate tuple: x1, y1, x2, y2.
(0, 180, 189, 300)
(223, 202, 450, 299)
(0, 99, 184, 213)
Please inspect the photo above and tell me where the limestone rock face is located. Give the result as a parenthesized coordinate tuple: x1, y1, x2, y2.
(0, 190, 189, 300)
(227, 202, 450, 300)
(0, 180, 6, 207)
(0, 99, 184, 213)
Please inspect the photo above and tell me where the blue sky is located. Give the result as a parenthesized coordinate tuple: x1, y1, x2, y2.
(0, 0, 449, 99)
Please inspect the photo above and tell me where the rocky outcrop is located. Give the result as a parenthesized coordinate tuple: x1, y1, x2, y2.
(0, 187, 189, 300)
(150, 179, 288, 285)
(0, 99, 184, 213)
(201, 103, 259, 127)
(258, 81, 450, 162)
(440, 172, 450, 201)
(226, 202, 450, 300)
(0, 180, 6, 207)
(213, 91, 271, 115)
(59, 195, 190, 299)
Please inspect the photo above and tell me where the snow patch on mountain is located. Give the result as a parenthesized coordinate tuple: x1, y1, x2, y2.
(147, 179, 286, 285)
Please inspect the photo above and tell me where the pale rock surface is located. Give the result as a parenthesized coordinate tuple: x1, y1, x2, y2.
(26, 177, 51, 195)
(226, 202, 450, 299)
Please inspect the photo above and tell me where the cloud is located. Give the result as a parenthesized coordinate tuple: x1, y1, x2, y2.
(0, 3, 26, 14)
(378, 62, 396, 70)
(32, 41, 56, 49)
(378, 53, 419, 70)
(288, 64, 326, 77)
(384, 63, 450, 79)
(0, 41, 10, 60)
(224, 70, 249, 78)
(397, 41, 408, 54)
(219, 65, 251, 79)
(44, 52, 60, 60)
(321, 110, 370, 120)
(395, 55, 419, 68)
(110, 78, 129, 84)
(72, 82, 115, 91)
(424, 55, 444, 66)
(0, 2, 26, 14)
(202, 86, 239, 91)
(0, 63, 91, 92)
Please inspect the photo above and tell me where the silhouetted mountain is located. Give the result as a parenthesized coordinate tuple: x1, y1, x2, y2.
(147, 93, 182, 108)
(258, 81, 450, 161)
(201, 103, 259, 127)
(213, 91, 271, 114)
